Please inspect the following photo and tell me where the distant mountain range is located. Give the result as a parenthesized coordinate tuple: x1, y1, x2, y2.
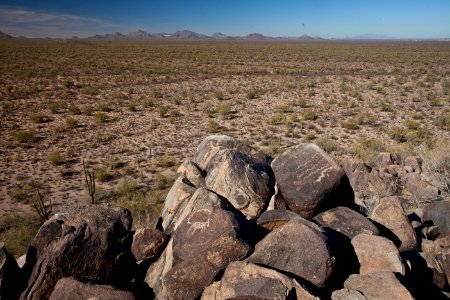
(0, 29, 448, 41)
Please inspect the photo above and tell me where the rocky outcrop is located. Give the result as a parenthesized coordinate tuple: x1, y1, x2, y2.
(21, 204, 135, 300)
(3, 135, 448, 299)
(271, 144, 352, 219)
(49, 277, 136, 300)
(248, 219, 335, 288)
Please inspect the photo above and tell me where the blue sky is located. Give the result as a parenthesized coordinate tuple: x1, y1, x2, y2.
(0, 0, 449, 38)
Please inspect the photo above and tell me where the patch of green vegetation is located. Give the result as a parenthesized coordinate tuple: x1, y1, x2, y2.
(315, 135, 340, 153)
(302, 108, 318, 120)
(0, 214, 41, 256)
(48, 150, 64, 166)
(352, 137, 386, 162)
(13, 130, 37, 143)
(94, 165, 114, 182)
(31, 114, 51, 124)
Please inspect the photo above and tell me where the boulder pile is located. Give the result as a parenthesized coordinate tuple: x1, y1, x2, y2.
(1, 135, 448, 299)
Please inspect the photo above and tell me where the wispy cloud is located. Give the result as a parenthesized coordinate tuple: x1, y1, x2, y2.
(0, 5, 125, 38)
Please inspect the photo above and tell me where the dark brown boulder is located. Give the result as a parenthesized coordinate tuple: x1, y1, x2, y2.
(1, 243, 24, 299)
(212, 261, 319, 300)
(171, 206, 247, 263)
(343, 272, 413, 300)
(257, 209, 302, 231)
(131, 228, 167, 261)
(422, 200, 450, 234)
(21, 204, 135, 300)
(205, 148, 275, 218)
(271, 144, 352, 219)
(162, 230, 251, 300)
(248, 219, 335, 288)
(313, 206, 379, 240)
(193, 134, 271, 172)
(49, 277, 135, 300)
(369, 196, 418, 252)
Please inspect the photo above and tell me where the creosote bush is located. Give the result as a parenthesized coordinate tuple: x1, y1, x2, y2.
(48, 150, 64, 166)
(14, 130, 36, 143)
(302, 108, 318, 120)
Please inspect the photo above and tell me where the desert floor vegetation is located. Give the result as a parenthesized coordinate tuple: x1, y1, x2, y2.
(0, 40, 449, 254)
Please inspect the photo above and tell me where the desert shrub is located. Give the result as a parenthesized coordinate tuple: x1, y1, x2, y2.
(315, 135, 340, 153)
(48, 150, 64, 166)
(291, 99, 308, 107)
(68, 105, 81, 115)
(64, 80, 75, 89)
(152, 89, 163, 98)
(388, 126, 408, 143)
(31, 114, 51, 124)
(341, 118, 360, 130)
(405, 120, 421, 130)
(207, 119, 220, 133)
(7, 184, 33, 202)
(47, 102, 61, 114)
(94, 165, 113, 182)
(154, 174, 172, 190)
(380, 102, 394, 112)
(352, 137, 386, 162)
(158, 105, 168, 118)
(268, 114, 285, 125)
(13, 130, 36, 143)
(155, 156, 175, 168)
(214, 90, 225, 100)
(82, 104, 95, 115)
(277, 104, 293, 113)
(96, 102, 113, 112)
(354, 112, 377, 126)
(93, 112, 109, 123)
(0, 214, 41, 256)
(434, 112, 450, 130)
(302, 108, 318, 120)
(416, 139, 450, 193)
(142, 98, 155, 108)
(217, 103, 232, 119)
(246, 89, 257, 100)
(65, 117, 78, 129)
(128, 102, 137, 112)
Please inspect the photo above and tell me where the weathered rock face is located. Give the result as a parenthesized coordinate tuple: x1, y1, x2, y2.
(422, 201, 450, 234)
(177, 159, 205, 188)
(331, 288, 367, 300)
(131, 228, 167, 261)
(193, 134, 272, 172)
(313, 206, 379, 240)
(144, 239, 174, 299)
(49, 277, 135, 300)
(403, 173, 441, 204)
(271, 144, 352, 219)
(171, 206, 247, 263)
(248, 219, 335, 288)
(21, 204, 135, 300)
(257, 209, 302, 231)
(1, 243, 24, 300)
(209, 261, 319, 300)
(351, 234, 405, 275)
(343, 272, 414, 300)
(162, 230, 250, 300)
(159, 176, 197, 234)
(205, 148, 275, 218)
(369, 196, 418, 252)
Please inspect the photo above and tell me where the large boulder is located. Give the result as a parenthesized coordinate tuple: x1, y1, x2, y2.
(193, 134, 271, 172)
(162, 230, 250, 300)
(177, 159, 205, 188)
(49, 277, 136, 300)
(314, 206, 379, 240)
(271, 144, 352, 219)
(369, 196, 418, 252)
(343, 272, 413, 300)
(205, 148, 275, 218)
(1, 243, 24, 299)
(208, 261, 319, 300)
(20, 204, 135, 300)
(403, 173, 441, 204)
(351, 234, 405, 275)
(144, 239, 174, 299)
(171, 206, 248, 263)
(131, 228, 167, 261)
(422, 200, 450, 234)
(248, 219, 335, 288)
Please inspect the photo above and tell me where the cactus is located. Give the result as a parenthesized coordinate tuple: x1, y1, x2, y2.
(83, 160, 96, 204)
(33, 189, 52, 221)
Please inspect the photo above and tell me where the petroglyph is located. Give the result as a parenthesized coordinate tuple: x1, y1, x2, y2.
(187, 208, 212, 234)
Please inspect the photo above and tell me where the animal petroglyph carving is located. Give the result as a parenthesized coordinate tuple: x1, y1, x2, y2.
(187, 208, 212, 234)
